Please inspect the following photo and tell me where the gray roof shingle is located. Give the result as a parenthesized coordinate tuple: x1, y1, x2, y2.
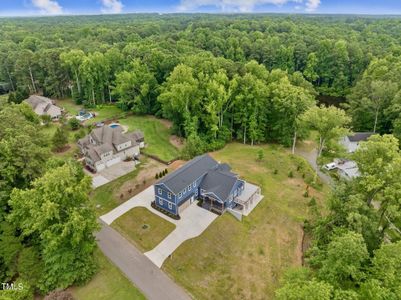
(348, 132, 375, 142)
(157, 154, 218, 194)
(157, 154, 240, 201)
(200, 169, 238, 201)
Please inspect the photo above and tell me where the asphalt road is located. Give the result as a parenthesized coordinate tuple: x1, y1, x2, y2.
(96, 222, 192, 300)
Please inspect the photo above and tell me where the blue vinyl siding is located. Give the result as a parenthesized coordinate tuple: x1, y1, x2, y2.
(155, 195, 176, 214)
(176, 176, 204, 206)
(154, 185, 177, 214)
(154, 175, 244, 215)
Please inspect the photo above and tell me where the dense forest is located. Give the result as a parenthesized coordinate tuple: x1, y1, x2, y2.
(1, 14, 401, 299)
(2, 14, 401, 152)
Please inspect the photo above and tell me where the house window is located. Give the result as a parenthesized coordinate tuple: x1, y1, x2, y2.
(195, 189, 198, 196)
(178, 192, 182, 198)
(188, 184, 191, 191)
(158, 188, 162, 195)
(167, 192, 172, 199)
(183, 187, 186, 193)
(168, 202, 172, 209)
(159, 198, 163, 205)
(193, 182, 196, 188)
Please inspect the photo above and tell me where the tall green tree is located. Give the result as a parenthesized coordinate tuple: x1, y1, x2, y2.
(8, 162, 98, 292)
(113, 59, 158, 113)
(300, 106, 351, 157)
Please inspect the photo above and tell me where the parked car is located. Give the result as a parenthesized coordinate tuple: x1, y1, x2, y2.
(323, 162, 337, 170)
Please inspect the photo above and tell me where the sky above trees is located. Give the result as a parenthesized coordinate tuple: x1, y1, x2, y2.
(1, 0, 401, 16)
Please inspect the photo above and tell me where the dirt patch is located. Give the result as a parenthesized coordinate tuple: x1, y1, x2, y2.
(53, 144, 71, 153)
(285, 177, 305, 187)
(169, 160, 186, 170)
(169, 135, 185, 149)
(115, 158, 176, 202)
(158, 117, 173, 129)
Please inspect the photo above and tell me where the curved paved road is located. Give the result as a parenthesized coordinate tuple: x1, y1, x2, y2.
(96, 222, 191, 300)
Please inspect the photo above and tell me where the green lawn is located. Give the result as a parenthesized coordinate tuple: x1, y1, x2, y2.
(112, 207, 176, 252)
(90, 105, 125, 123)
(163, 143, 329, 300)
(40, 123, 80, 159)
(70, 249, 145, 300)
(90, 165, 144, 216)
(55, 98, 82, 115)
(120, 115, 180, 162)
(0, 94, 8, 106)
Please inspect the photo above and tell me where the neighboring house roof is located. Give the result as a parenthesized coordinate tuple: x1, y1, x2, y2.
(337, 160, 359, 179)
(25, 95, 62, 118)
(157, 154, 219, 194)
(78, 126, 140, 163)
(157, 154, 240, 202)
(347, 132, 375, 142)
(127, 130, 144, 142)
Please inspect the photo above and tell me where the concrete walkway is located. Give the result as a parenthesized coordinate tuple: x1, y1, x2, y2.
(100, 186, 177, 225)
(96, 222, 191, 300)
(144, 203, 217, 267)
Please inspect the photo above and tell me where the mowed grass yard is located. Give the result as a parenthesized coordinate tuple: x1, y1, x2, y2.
(163, 143, 329, 300)
(120, 116, 180, 162)
(69, 249, 145, 300)
(112, 207, 176, 252)
(54, 99, 180, 161)
(55, 98, 82, 115)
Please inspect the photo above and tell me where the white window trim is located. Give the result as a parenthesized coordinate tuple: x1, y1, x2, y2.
(158, 188, 162, 195)
(188, 185, 191, 191)
(193, 182, 196, 188)
(168, 202, 172, 209)
(178, 192, 182, 198)
(167, 192, 172, 199)
(159, 198, 163, 205)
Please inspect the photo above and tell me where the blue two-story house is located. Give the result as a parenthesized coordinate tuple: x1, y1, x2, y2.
(153, 154, 246, 216)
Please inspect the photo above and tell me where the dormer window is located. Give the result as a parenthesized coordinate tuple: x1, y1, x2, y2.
(158, 188, 162, 195)
(188, 185, 191, 191)
(178, 192, 182, 198)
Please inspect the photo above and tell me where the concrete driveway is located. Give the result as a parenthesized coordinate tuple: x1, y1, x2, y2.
(100, 186, 218, 268)
(100, 186, 176, 225)
(144, 204, 217, 267)
(86, 160, 137, 189)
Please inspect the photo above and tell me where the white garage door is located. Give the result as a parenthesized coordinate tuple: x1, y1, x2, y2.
(96, 163, 106, 172)
(178, 199, 191, 214)
(106, 157, 121, 167)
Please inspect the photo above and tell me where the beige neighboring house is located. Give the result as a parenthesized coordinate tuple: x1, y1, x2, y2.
(78, 125, 144, 172)
(25, 95, 62, 120)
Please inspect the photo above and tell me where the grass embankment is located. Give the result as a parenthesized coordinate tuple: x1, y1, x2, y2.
(120, 116, 180, 162)
(163, 143, 329, 300)
(112, 207, 176, 252)
(57, 99, 180, 161)
(69, 249, 145, 300)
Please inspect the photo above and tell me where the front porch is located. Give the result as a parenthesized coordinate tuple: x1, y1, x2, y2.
(233, 182, 263, 216)
(200, 196, 225, 215)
